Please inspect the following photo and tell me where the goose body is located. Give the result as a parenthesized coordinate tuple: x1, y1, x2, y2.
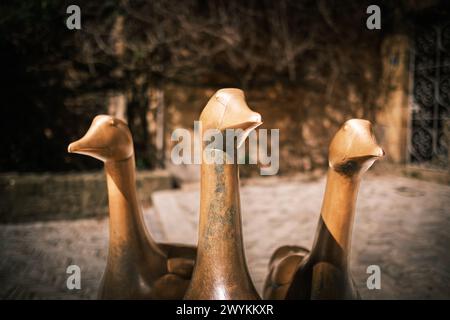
(184, 89, 261, 300)
(68, 115, 196, 299)
(264, 119, 384, 300)
(263, 245, 309, 299)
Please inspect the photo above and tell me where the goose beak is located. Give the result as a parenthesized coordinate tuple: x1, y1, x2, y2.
(67, 137, 103, 156)
(235, 112, 263, 149)
(372, 146, 385, 158)
(246, 111, 263, 124)
(355, 141, 385, 160)
(68, 140, 82, 153)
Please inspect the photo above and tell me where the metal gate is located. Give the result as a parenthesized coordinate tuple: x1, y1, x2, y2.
(410, 17, 450, 170)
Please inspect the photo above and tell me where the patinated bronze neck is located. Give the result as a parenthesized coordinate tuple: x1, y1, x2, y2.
(185, 147, 259, 299)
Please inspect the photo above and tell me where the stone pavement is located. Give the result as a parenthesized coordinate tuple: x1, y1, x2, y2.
(0, 210, 164, 299)
(1, 173, 449, 299)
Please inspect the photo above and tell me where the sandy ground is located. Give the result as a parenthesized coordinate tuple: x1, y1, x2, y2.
(0, 173, 449, 299)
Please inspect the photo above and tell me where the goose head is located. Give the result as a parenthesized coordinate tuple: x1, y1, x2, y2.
(328, 119, 384, 176)
(200, 88, 262, 148)
(68, 115, 133, 162)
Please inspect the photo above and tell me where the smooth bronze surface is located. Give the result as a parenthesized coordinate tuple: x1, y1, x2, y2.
(264, 119, 384, 300)
(262, 245, 309, 299)
(68, 115, 196, 299)
(184, 89, 261, 300)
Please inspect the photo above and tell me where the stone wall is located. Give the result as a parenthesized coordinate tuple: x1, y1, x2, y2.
(0, 170, 172, 223)
(164, 83, 381, 177)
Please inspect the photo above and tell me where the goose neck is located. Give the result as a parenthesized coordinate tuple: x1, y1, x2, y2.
(191, 148, 258, 298)
(311, 168, 361, 266)
(104, 155, 162, 258)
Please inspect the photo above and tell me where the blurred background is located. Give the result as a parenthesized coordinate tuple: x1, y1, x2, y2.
(0, 0, 449, 299)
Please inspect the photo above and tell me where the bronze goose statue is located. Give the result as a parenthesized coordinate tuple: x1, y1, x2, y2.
(263, 119, 384, 300)
(68, 115, 196, 299)
(184, 89, 262, 300)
